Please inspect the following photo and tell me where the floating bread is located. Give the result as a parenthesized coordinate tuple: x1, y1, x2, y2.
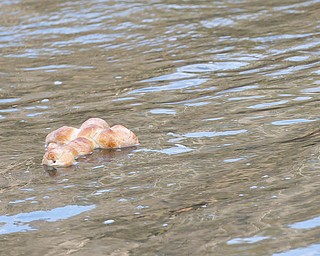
(42, 118, 139, 167)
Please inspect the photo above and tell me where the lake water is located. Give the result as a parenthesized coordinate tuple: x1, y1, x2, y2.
(1, 0, 320, 255)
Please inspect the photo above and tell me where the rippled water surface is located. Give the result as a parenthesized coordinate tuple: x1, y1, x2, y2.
(1, 0, 320, 255)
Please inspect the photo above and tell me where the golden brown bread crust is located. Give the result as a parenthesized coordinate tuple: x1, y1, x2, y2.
(80, 118, 109, 130)
(45, 126, 79, 146)
(77, 125, 104, 148)
(110, 125, 139, 147)
(42, 118, 139, 167)
(68, 137, 95, 156)
(42, 145, 78, 167)
(95, 125, 139, 149)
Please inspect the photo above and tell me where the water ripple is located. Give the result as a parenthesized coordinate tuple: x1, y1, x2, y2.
(271, 119, 316, 126)
(177, 62, 248, 73)
(0, 205, 95, 235)
(201, 17, 234, 28)
(142, 72, 197, 82)
(184, 129, 247, 138)
(289, 215, 320, 230)
(0, 98, 20, 104)
(227, 235, 270, 245)
(129, 78, 208, 94)
(273, 243, 320, 256)
(248, 100, 289, 109)
(138, 144, 193, 155)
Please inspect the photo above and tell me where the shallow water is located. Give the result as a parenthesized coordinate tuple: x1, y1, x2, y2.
(1, 0, 320, 255)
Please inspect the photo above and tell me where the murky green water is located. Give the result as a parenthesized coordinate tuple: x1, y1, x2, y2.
(1, 0, 320, 255)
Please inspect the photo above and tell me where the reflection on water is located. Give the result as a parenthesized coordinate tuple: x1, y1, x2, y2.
(44, 147, 137, 175)
(140, 143, 193, 155)
(273, 243, 320, 256)
(129, 78, 209, 94)
(183, 129, 248, 138)
(0, 0, 320, 255)
(289, 215, 320, 230)
(227, 235, 270, 245)
(0, 205, 95, 235)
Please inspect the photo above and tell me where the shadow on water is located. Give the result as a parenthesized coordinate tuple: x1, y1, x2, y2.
(43, 147, 138, 177)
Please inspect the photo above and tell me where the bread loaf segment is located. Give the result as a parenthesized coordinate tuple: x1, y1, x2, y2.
(77, 125, 104, 148)
(95, 125, 139, 149)
(68, 137, 95, 156)
(45, 126, 79, 146)
(80, 118, 109, 130)
(42, 145, 78, 167)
